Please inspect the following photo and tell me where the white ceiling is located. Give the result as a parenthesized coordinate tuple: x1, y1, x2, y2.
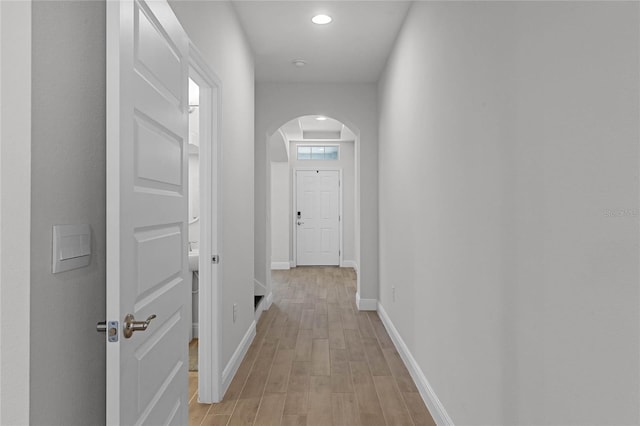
(231, 1, 411, 83)
(279, 115, 354, 141)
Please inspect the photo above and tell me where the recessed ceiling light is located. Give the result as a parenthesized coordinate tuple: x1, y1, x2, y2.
(316, 116, 328, 121)
(312, 14, 332, 25)
(292, 59, 306, 67)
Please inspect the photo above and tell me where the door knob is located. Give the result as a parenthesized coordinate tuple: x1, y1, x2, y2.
(297, 221, 304, 225)
(123, 313, 156, 339)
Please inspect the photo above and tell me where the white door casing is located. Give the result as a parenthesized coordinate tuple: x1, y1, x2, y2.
(188, 46, 223, 403)
(295, 169, 341, 266)
(106, 1, 189, 424)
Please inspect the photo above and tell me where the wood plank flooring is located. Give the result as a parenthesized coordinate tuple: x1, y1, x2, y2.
(189, 266, 435, 426)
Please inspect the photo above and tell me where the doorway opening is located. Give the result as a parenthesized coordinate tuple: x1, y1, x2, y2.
(265, 115, 358, 302)
(187, 76, 200, 370)
(187, 47, 223, 404)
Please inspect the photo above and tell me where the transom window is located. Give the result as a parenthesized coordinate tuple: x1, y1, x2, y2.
(297, 145, 339, 160)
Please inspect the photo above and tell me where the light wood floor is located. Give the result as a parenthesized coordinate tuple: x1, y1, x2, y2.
(189, 266, 435, 426)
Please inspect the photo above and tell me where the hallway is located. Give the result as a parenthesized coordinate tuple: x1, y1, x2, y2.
(189, 267, 435, 426)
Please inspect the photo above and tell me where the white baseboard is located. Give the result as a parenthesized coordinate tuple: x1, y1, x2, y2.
(377, 303, 454, 426)
(289, 260, 295, 268)
(192, 323, 198, 339)
(271, 261, 290, 270)
(341, 260, 358, 270)
(264, 291, 273, 310)
(255, 303, 263, 322)
(221, 320, 256, 396)
(355, 291, 377, 311)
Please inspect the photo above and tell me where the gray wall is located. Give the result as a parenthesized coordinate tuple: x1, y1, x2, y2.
(170, 1, 256, 368)
(509, 3, 638, 423)
(30, 1, 106, 424)
(378, 1, 639, 424)
(270, 161, 290, 266)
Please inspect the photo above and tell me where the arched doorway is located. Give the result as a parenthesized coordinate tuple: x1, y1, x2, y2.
(257, 114, 361, 312)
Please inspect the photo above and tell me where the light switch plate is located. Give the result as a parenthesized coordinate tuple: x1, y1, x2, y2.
(52, 224, 91, 273)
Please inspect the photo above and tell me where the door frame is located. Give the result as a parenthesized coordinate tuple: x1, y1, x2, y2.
(188, 44, 223, 403)
(292, 167, 343, 267)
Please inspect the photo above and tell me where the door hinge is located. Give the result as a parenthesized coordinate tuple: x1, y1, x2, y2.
(212, 255, 219, 264)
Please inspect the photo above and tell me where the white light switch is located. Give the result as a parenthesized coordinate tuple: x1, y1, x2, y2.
(52, 224, 91, 273)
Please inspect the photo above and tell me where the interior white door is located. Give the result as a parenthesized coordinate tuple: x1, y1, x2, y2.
(296, 170, 340, 265)
(106, 1, 190, 424)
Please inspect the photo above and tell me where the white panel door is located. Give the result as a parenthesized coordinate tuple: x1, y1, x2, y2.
(296, 170, 340, 265)
(106, 1, 189, 425)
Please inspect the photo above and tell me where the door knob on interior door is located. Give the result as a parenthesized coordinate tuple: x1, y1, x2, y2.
(123, 313, 156, 338)
(297, 221, 304, 225)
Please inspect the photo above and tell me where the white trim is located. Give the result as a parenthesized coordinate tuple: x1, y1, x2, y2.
(255, 306, 262, 322)
(264, 291, 274, 310)
(289, 260, 295, 268)
(264, 159, 271, 324)
(341, 260, 358, 270)
(0, 2, 31, 423)
(221, 321, 256, 396)
(377, 303, 454, 426)
(355, 292, 377, 311)
(293, 167, 343, 267)
(271, 261, 290, 270)
(291, 168, 297, 267)
(192, 323, 199, 339)
(189, 44, 223, 404)
(293, 141, 344, 145)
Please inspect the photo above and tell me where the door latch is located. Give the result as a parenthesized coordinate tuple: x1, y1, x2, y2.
(97, 320, 119, 342)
